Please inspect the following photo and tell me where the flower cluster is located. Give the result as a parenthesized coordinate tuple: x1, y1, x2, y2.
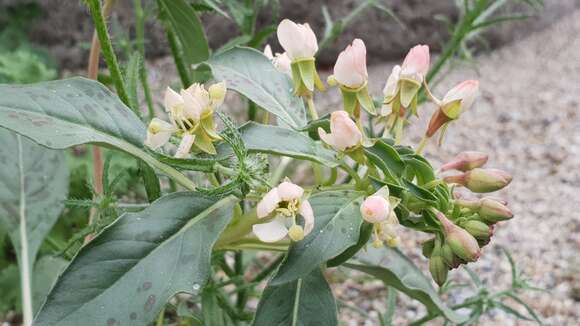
(145, 81, 226, 157)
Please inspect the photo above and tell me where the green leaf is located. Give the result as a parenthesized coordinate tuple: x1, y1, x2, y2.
(271, 190, 365, 285)
(32, 256, 68, 313)
(34, 193, 237, 325)
(254, 267, 338, 326)
(157, 0, 210, 66)
(0, 128, 68, 274)
(326, 222, 373, 267)
(365, 140, 405, 183)
(344, 247, 467, 324)
(204, 47, 308, 128)
(217, 122, 338, 167)
(0, 77, 195, 190)
(402, 156, 436, 185)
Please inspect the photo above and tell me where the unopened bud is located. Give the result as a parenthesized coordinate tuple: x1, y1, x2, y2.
(422, 238, 435, 258)
(440, 151, 488, 172)
(208, 81, 227, 107)
(444, 168, 512, 193)
(441, 243, 459, 268)
(360, 195, 390, 223)
(435, 211, 481, 262)
(288, 225, 305, 241)
(479, 198, 514, 223)
(425, 108, 450, 138)
(429, 255, 448, 286)
(461, 220, 492, 240)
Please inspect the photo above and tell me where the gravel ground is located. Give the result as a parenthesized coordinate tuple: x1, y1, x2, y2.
(143, 10, 580, 325)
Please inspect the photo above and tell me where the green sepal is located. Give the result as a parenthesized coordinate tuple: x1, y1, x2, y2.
(313, 68, 325, 91)
(441, 100, 462, 119)
(290, 63, 309, 96)
(399, 78, 421, 108)
(356, 85, 377, 115)
(296, 59, 315, 92)
(340, 89, 358, 115)
(201, 114, 222, 140)
(193, 129, 217, 155)
(409, 92, 418, 116)
(347, 146, 367, 165)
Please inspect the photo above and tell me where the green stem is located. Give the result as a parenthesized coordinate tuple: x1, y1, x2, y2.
(415, 135, 429, 155)
(306, 95, 319, 120)
(86, 0, 130, 106)
(270, 157, 292, 185)
(251, 254, 284, 283)
(339, 162, 362, 186)
(160, 13, 191, 87)
(133, 0, 155, 119)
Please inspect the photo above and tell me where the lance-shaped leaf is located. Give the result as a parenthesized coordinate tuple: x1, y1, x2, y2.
(204, 47, 307, 128)
(0, 78, 195, 189)
(254, 268, 337, 326)
(0, 129, 68, 323)
(344, 247, 468, 324)
(217, 122, 338, 167)
(0, 129, 68, 266)
(270, 190, 365, 285)
(34, 193, 237, 325)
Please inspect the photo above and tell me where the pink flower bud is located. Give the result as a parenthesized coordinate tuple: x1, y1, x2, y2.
(277, 19, 318, 60)
(436, 212, 481, 262)
(444, 168, 512, 193)
(440, 151, 488, 172)
(440, 80, 479, 119)
(400, 45, 430, 83)
(479, 198, 514, 222)
(360, 195, 390, 223)
(318, 111, 362, 151)
(333, 39, 368, 89)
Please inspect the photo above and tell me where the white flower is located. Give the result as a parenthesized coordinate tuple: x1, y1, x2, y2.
(145, 118, 175, 150)
(253, 180, 314, 242)
(318, 111, 362, 151)
(208, 81, 227, 108)
(276, 19, 318, 60)
(400, 44, 430, 84)
(383, 65, 401, 102)
(333, 39, 368, 89)
(360, 195, 390, 224)
(264, 45, 292, 76)
(174, 133, 195, 159)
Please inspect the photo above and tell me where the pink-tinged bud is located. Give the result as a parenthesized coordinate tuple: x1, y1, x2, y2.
(440, 80, 479, 119)
(425, 108, 450, 138)
(461, 220, 492, 240)
(360, 195, 390, 223)
(400, 45, 430, 83)
(318, 111, 362, 151)
(333, 39, 368, 89)
(276, 19, 318, 60)
(436, 212, 481, 262)
(441, 243, 461, 268)
(440, 151, 488, 172)
(464, 168, 512, 193)
(479, 198, 514, 222)
(444, 168, 512, 193)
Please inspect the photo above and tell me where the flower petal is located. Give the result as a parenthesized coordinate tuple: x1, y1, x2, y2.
(299, 200, 314, 235)
(318, 127, 336, 149)
(164, 87, 182, 112)
(383, 65, 401, 99)
(277, 181, 304, 201)
(277, 19, 317, 60)
(253, 216, 288, 243)
(257, 187, 281, 218)
(181, 89, 202, 121)
(329, 111, 361, 150)
(263, 44, 274, 59)
(174, 134, 195, 158)
(333, 39, 367, 88)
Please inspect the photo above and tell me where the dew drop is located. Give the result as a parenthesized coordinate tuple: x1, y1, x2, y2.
(192, 283, 200, 292)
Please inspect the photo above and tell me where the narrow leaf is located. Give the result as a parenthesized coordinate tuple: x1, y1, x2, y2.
(345, 247, 467, 324)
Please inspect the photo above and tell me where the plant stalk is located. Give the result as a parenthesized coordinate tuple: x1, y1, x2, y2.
(17, 136, 32, 326)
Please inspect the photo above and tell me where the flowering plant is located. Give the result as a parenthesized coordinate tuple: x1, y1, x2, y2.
(0, 1, 544, 325)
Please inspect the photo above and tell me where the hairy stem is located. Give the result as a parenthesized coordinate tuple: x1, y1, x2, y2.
(133, 0, 155, 119)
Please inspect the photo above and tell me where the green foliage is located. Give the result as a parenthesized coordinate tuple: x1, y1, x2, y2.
(35, 193, 238, 325)
(205, 47, 308, 128)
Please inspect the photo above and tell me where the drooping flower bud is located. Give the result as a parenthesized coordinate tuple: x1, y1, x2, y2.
(479, 198, 514, 222)
(435, 211, 481, 262)
(318, 111, 362, 151)
(429, 255, 448, 286)
(277, 19, 323, 95)
(443, 168, 512, 193)
(441, 243, 460, 268)
(424, 80, 479, 138)
(360, 195, 390, 223)
(461, 220, 492, 240)
(330, 39, 375, 115)
(440, 151, 488, 172)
